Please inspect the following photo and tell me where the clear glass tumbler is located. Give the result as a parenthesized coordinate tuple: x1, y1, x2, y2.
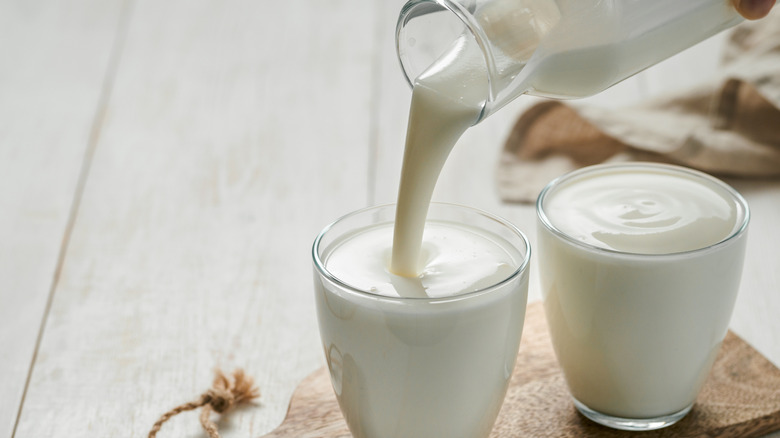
(536, 163, 750, 430)
(312, 203, 530, 438)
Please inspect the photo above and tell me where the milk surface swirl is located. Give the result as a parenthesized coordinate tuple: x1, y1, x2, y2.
(540, 166, 743, 254)
(328, 222, 518, 299)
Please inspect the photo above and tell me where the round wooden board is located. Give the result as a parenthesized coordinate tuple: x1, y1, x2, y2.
(262, 302, 780, 438)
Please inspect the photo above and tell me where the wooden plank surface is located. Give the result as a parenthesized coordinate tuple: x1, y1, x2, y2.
(11, 0, 376, 436)
(0, 0, 126, 436)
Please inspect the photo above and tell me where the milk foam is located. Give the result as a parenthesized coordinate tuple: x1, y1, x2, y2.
(541, 166, 743, 254)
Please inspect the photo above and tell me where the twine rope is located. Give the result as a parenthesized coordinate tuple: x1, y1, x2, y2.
(148, 369, 260, 438)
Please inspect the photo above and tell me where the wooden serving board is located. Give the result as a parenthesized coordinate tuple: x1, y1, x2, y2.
(262, 302, 780, 438)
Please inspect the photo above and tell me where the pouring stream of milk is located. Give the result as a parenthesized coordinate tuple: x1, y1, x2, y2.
(390, 35, 488, 277)
(389, 0, 560, 277)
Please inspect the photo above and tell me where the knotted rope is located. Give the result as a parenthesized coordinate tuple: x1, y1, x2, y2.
(148, 369, 260, 438)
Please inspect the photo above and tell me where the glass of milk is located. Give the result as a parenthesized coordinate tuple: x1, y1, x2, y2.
(313, 203, 530, 438)
(536, 163, 750, 431)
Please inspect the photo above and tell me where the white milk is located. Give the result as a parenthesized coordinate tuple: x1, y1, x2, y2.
(315, 211, 529, 438)
(537, 164, 749, 420)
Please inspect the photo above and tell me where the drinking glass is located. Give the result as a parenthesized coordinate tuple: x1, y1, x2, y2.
(313, 203, 530, 438)
(536, 163, 750, 430)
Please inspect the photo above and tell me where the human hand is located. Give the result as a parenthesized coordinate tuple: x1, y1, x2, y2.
(733, 0, 774, 20)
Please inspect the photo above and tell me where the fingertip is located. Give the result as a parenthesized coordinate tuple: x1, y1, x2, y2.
(734, 0, 774, 20)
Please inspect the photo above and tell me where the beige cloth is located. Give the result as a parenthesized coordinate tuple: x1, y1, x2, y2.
(497, 8, 780, 204)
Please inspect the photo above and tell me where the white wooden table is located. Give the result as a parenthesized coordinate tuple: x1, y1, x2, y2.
(2, 1, 778, 436)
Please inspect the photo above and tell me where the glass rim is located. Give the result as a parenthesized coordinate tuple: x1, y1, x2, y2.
(536, 162, 751, 259)
(312, 202, 531, 303)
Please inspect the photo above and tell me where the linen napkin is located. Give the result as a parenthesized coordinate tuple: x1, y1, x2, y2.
(497, 7, 780, 203)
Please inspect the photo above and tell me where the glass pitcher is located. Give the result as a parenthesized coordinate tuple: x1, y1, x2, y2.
(396, 0, 744, 123)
